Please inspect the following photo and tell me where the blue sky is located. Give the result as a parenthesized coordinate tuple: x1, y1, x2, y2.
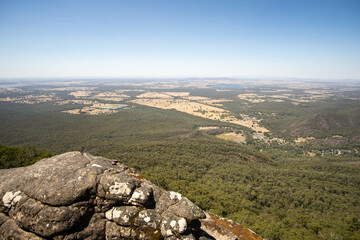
(0, 0, 359, 79)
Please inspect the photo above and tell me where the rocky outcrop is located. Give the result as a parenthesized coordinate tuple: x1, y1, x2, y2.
(0, 152, 261, 239)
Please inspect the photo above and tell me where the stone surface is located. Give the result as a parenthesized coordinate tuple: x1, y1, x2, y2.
(0, 151, 262, 239)
(200, 212, 262, 240)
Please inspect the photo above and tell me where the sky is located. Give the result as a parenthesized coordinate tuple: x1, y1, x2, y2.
(0, 0, 359, 79)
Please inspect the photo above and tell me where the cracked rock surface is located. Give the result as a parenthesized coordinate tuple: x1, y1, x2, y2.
(0, 151, 262, 240)
(0, 152, 212, 239)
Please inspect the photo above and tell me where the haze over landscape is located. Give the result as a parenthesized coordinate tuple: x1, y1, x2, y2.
(0, 1, 360, 240)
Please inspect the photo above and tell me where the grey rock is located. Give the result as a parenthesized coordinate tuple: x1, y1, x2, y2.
(0, 152, 101, 206)
(161, 212, 188, 237)
(167, 197, 206, 221)
(0, 212, 43, 240)
(97, 171, 140, 202)
(133, 209, 161, 229)
(105, 221, 133, 239)
(156, 190, 183, 214)
(9, 196, 91, 237)
(129, 185, 153, 207)
(105, 206, 140, 226)
(54, 213, 106, 240)
(0, 151, 261, 240)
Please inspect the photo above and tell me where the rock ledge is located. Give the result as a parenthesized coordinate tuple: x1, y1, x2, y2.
(0, 152, 261, 240)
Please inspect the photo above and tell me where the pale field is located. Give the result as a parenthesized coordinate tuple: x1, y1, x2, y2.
(260, 90, 292, 93)
(238, 91, 339, 104)
(62, 103, 126, 115)
(162, 92, 190, 97)
(93, 92, 130, 98)
(216, 132, 246, 143)
(91, 97, 125, 102)
(62, 109, 82, 114)
(184, 96, 209, 101)
(0, 95, 58, 104)
(197, 99, 232, 107)
(130, 97, 269, 133)
(197, 126, 220, 130)
(43, 87, 96, 91)
(294, 137, 315, 143)
(238, 94, 266, 103)
(56, 100, 96, 105)
(120, 89, 145, 92)
(136, 92, 173, 99)
(304, 90, 336, 94)
(268, 95, 290, 99)
(69, 91, 93, 98)
(68, 90, 130, 102)
(181, 96, 233, 106)
(0, 88, 27, 93)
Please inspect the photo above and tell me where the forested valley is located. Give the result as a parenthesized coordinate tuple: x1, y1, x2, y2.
(0, 98, 359, 240)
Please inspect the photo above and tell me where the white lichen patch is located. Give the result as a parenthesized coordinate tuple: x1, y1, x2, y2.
(169, 218, 187, 234)
(112, 208, 123, 219)
(2, 191, 22, 208)
(12, 195, 22, 205)
(105, 208, 114, 220)
(166, 229, 173, 236)
(161, 220, 174, 237)
(122, 215, 130, 223)
(91, 164, 102, 168)
(170, 220, 177, 228)
(178, 218, 187, 233)
(169, 191, 182, 200)
(109, 182, 132, 195)
(133, 191, 145, 200)
(129, 189, 147, 204)
(144, 216, 151, 222)
(139, 212, 147, 219)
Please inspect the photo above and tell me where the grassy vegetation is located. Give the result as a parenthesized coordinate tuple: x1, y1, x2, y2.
(0, 97, 359, 239)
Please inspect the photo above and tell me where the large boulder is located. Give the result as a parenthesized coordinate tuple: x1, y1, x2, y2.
(0, 152, 261, 239)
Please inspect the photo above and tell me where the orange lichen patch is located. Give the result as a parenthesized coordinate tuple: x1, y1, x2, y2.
(207, 212, 262, 240)
(126, 169, 146, 182)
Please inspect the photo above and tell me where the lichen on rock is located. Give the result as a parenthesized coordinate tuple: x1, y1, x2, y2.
(0, 151, 262, 240)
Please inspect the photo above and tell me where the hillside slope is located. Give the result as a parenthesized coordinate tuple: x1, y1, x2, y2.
(286, 110, 360, 137)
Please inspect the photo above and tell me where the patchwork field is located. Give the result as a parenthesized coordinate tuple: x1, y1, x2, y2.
(62, 103, 128, 115)
(130, 92, 269, 133)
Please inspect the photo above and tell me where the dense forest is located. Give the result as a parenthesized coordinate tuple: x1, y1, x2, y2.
(0, 94, 359, 240)
(0, 144, 51, 169)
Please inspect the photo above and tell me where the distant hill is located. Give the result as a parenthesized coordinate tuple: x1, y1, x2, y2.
(282, 108, 360, 138)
